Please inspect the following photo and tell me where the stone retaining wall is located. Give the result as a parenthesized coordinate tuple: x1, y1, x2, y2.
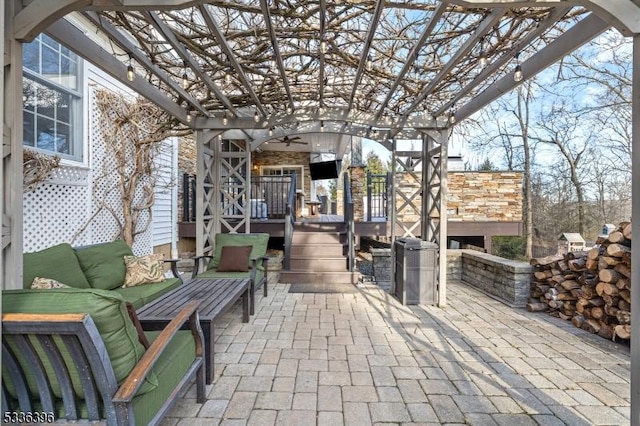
(371, 247, 529, 307)
(459, 249, 532, 307)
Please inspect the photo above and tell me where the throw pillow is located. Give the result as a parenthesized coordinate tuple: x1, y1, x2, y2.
(217, 245, 252, 272)
(123, 254, 165, 288)
(30, 277, 71, 289)
(125, 302, 151, 349)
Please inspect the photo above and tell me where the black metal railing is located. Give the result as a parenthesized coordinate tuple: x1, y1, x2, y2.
(344, 173, 355, 272)
(182, 173, 196, 222)
(250, 175, 295, 219)
(367, 171, 390, 221)
(284, 173, 297, 270)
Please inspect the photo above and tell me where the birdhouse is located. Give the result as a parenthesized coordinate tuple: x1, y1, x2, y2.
(557, 233, 586, 255)
(600, 223, 617, 237)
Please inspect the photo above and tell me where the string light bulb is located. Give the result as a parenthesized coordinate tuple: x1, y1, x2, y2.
(269, 127, 274, 137)
(126, 54, 134, 82)
(366, 55, 373, 71)
(286, 106, 293, 115)
(254, 111, 260, 123)
(320, 121, 325, 132)
(218, 133, 223, 141)
(181, 61, 188, 90)
(186, 109, 192, 123)
(478, 37, 488, 68)
(513, 53, 523, 82)
(320, 39, 328, 54)
(222, 112, 228, 126)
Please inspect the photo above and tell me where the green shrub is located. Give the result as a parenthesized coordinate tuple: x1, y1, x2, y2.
(492, 236, 526, 261)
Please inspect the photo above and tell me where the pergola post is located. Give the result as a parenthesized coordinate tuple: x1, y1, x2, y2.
(2, 0, 24, 289)
(631, 33, 640, 426)
(195, 130, 218, 256)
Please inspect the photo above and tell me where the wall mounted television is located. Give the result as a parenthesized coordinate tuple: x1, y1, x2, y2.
(309, 160, 342, 180)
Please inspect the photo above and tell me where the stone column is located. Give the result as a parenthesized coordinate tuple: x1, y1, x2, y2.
(349, 166, 365, 221)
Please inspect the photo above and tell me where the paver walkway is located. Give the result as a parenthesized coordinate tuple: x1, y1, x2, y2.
(162, 280, 630, 425)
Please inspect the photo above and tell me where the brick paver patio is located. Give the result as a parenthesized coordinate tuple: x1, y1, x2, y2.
(161, 280, 630, 425)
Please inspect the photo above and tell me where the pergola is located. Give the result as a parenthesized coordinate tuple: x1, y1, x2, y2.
(2, 0, 640, 422)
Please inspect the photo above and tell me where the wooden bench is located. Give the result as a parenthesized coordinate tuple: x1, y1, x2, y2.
(136, 277, 250, 384)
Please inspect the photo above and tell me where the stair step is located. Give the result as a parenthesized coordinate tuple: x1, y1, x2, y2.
(292, 232, 343, 244)
(290, 257, 348, 272)
(279, 271, 361, 284)
(291, 244, 344, 256)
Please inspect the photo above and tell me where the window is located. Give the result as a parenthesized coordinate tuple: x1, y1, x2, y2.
(260, 165, 304, 190)
(23, 34, 83, 161)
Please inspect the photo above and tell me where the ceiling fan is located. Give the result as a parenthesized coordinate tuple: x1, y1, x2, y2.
(272, 136, 307, 147)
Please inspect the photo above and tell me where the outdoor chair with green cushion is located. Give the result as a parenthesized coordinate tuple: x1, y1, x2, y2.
(191, 233, 269, 315)
(2, 288, 205, 425)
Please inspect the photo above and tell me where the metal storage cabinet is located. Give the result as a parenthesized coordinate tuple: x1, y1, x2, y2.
(394, 238, 438, 305)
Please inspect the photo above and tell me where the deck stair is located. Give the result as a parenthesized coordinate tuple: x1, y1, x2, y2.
(279, 223, 360, 284)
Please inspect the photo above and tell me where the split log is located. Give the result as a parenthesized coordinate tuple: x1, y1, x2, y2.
(567, 250, 589, 260)
(608, 230, 629, 246)
(616, 277, 630, 290)
(526, 302, 548, 312)
(623, 222, 632, 241)
(614, 263, 631, 278)
(619, 290, 631, 304)
(596, 282, 619, 297)
(534, 270, 552, 281)
(591, 306, 604, 320)
(530, 254, 563, 267)
(587, 247, 601, 260)
(616, 310, 631, 325)
(598, 269, 621, 284)
(568, 257, 586, 272)
(607, 243, 631, 258)
(598, 323, 614, 340)
(585, 258, 599, 270)
(614, 324, 631, 340)
(571, 314, 584, 328)
(582, 319, 601, 334)
(618, 299, 631, 312)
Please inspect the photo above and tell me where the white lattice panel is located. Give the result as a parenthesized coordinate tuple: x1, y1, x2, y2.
(23, 167, 91, 252)
(88, 85, 152, 255)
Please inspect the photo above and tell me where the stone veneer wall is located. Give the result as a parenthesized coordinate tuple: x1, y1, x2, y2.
(252, 151, 311, 197)
(178, 137, 197, 222)
(349, 166, 365, 221)
(391, 171, 523, 223)
(459, 249, 532, 307)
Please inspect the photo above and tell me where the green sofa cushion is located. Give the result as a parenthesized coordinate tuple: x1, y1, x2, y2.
(112, 277, 181, 310)
(23, 243, 90, 289)
(75, 240, 134, 290)
(132, 330, 197, 425)
(2, 289, 157, 399)
(208, 233, 269, 271)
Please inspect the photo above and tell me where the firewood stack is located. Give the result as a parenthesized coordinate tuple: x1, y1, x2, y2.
(528, 222, 631, 342)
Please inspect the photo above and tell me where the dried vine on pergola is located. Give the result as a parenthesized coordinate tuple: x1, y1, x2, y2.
(92, 1, 588, 128)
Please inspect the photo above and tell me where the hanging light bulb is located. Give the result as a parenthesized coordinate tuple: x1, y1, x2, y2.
(269, 127, 274, 137)
(218, 133, 223, 141)
(254, 111, 260, 123)
(479, 55, 488, 68)
(320, 121, 325, 132)
(186, 108, 192, 123)
(181, 61, 189, 90)
(286, 105, 293, 115)
(225, 71, 232, 85)
(320, 39, 328, 54)
(449, 111, 456, 125)
(222, 112, 228, 126)
(514, 64, 523, 82)
(513, 53, 523, 82)
(126, 54, 134, 82)
(366, 54, 373, 71)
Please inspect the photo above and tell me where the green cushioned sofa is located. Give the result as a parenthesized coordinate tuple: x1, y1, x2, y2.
(2, 288, 205, 425)
(22, 240, 182, 309)
(191, 233, 269, 315)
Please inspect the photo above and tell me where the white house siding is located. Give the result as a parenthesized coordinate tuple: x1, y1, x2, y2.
(152, 138, 178, 257)
(23, 63, 172, 256)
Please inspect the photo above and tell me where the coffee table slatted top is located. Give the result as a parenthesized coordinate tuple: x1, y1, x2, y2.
(137, 278, 250, 321)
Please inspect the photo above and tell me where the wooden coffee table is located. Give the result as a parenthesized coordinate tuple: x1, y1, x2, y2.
(137, 277, 250, 384)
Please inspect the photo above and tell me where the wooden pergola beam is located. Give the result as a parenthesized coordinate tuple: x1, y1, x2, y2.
(82, 11, 209, 116)
(455, 12, 609, 121)
(348, 0, 385, 111)
(372, 1, 448, 121)
(259, 0, 294, 112)
(143, 11, 238, 115)
(46, 18, 189, 123)
(198, 4, 267, 117)
(433, 6, 570, 117)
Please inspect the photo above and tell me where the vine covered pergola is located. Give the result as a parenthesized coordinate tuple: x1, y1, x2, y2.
(3, 1, 640, 422)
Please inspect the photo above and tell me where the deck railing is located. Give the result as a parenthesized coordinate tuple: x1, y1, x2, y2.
(344, 173, 355, 272)
(284, 173, 297, 270)
(250, 175, 295, 219)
